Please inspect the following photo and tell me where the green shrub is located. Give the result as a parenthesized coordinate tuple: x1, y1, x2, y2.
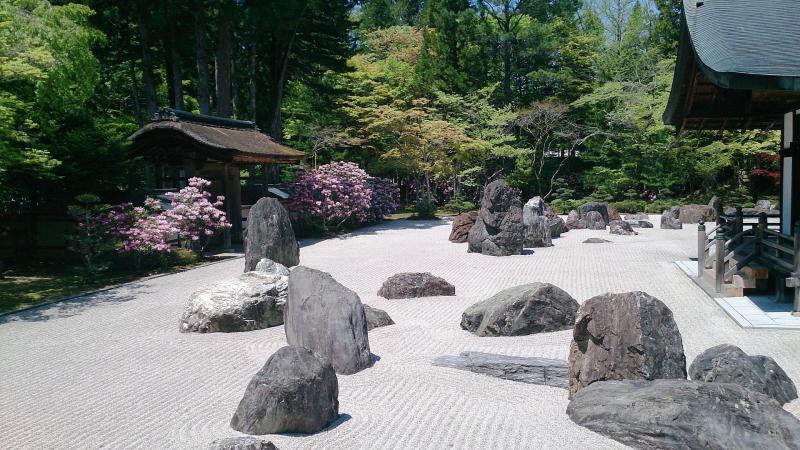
(413, 192, 438, 219)
(645, 199, 676, 213)
(442, 193, 476, 213)
(548, 198, 579, 214)
(611, 200, 646, 214)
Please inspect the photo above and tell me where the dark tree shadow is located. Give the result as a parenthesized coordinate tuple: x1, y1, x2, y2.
(0, 283, 153, 324)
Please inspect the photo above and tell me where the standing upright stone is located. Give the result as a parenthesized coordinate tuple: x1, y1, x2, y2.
(467, 180, 524, 256)
(523, 197, 552, 247)
(244, 198, 299, 271)
(660, 210, 683, 229)
(568, 291, 687, 397)
(606, 204, 621, 221)
(449, 211, 478, 243)
(285, 266, 371, 374)
(580, 211, 606, 230)
(565, 210, 581, 230)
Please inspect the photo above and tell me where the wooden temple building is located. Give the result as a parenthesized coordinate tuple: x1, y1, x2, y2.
(128, 109, 305, 244)
(664, 0, 800, 311)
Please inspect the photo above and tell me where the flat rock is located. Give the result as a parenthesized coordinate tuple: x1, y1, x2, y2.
(461, 282, 578, 336)
(637, 220, 653, 228)
(609, 220, 637, 235)
(180, 262, 288, 333)
(245, 198, 299, 270)
(448, 211, 478, 243)
(583, 238, 610, 244)
(689, 344, 798, 405)
(363, 304, 394, 330)
(285, 266, 371, 375)
(567, 379, 800, 450)
(208, 437, 278, 450)
(378, 272, 455, 299)
(433, 351, 569, 388)
(568, 291, 687, 398)
(230, 346, 338, 435)
(467, 180, 524, 256)
(624, 213, 649, 220)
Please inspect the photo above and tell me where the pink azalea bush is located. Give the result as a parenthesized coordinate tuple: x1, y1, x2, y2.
(80, 177, 230, 257)
(288, 161, 399, 230)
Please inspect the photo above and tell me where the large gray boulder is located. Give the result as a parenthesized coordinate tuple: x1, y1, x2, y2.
(624, 213, 649, 221)
(448, 211, 478, 243)
(244, 198, 299, 271)
(689, 344, 798, 405)
(660, 210, 683, 229)
(433, 351, 569, 388)
(378, 272, 455, 299)
(285, 266, 371, 375)
(568, 291, 687, 397)
(579, 210, 606, 230)
(609, 220, 637, 236)
(577, 202, 609, 224)
(755, 199, 776, 211)
(363, 304, 394, 330)
(567, 379, 800, 450)
(208, 437, 278, 450)
(230, 346, 338, 435)
(179, 260, 289, 333)
(679, 204, 715, 224)
(467, 180, 524, 256)
(523, 197, 552, 247)
(461, 283, 579, 337)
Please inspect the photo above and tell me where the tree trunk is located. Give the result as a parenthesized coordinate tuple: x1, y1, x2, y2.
(503, 40, 512, 104)
(215, 0, 233, 118)
(249, 42, 257, 121)
(194, 10, 211, 115)
(138, 7, 157, 118)
(169, 18, 184, 110)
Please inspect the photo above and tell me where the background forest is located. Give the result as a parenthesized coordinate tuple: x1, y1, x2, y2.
(0, 0, 782, 219)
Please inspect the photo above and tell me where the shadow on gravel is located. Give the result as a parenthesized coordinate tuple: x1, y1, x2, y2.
(0, 284, 153, 324)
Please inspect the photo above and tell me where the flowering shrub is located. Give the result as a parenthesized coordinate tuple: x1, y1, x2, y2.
(366, 176, 400, 223)
(70, 177, 230, 271)
(289, 161, 399, 230)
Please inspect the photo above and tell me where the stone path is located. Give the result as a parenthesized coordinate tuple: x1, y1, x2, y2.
(2, 218, 800, 449)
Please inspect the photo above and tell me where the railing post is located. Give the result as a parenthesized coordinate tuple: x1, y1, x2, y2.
(697, 219, 706, 277)
(757, 212, 767, 256)
(715, 228, 726, 293)
(792, 221, 800, 316)
(734, 206, 743, 247)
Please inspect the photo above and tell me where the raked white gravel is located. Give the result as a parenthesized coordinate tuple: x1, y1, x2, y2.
(2, 217, 800, 449)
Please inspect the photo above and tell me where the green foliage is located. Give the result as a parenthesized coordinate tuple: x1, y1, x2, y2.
(66, 193, 114, 278)
(442, 193, 475, 213)
(413, 189, 438, 219)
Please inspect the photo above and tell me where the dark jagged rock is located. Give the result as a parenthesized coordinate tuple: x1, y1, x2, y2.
(461, 283, 578, 336)
(230, 346, 338, 435)
(433, 351, 569, 388)
(448, 211, 478, 243)
(678, 204, 715, 224)
(580, 210, 606, 230)
(607, 204, 621, 221)
(568, 291, 686, 398)
(467, 180, 524, 256)
(285, 267, 371, 375)
(577, 202, 609, 225)
(566, 210, 581, 230)
(689, 344, 798, 405)
(244, 198, 299, 270)
(609, 220, 637, 236)
(548, 216, 567, 238)
(363, 304, 395, 330)
(567, 379, 800, 450)
(377, 272, 455, 299)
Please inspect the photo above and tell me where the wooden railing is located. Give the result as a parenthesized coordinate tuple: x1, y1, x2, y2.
(697, 207, 800, 315)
